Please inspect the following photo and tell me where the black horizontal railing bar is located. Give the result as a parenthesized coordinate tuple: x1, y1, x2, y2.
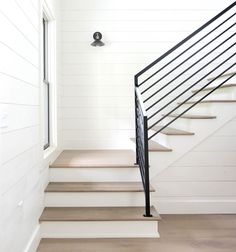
(143, 23, 236, 99)
(147, 41, 236, 119)
(148, 62, 236, 136)
(148, 70, 236, 140)
(135, 1, 236, 79)
(139, 12, 236, 88)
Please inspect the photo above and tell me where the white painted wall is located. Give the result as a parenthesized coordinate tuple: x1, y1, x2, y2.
(0, 0, 60, 251)
(59, 0, 234, 149)
(153, 117, 236, 213)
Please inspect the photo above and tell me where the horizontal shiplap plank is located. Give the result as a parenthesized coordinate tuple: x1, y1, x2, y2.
(62, 63, 142, 75)
(62, 138, 134, 150)
(155, 166, 236, 182)
(59, 107, 134, 119)
(0, 0, 39, 48)
(0, 12, 38, 67)
(61, 9, 218, 21)
(60, 96, 133, 108)
(1, 126, 40, 164)
(60, 85, 133, 97)
(0, 44, 39, 86)
(60, 118, 134, 130)
(61, 0, 230, 10)
(0, 145, 40, 194)
(0, 104, 39, 133)
(62, 52, 160, 65)
(0, 73, 39, 105)
(174, 151, 236, 167)
(60, 129, 134, 140)
(156, 181, 236, 197)
(62, 20, 201, 32)
(60, 75, 133, 85)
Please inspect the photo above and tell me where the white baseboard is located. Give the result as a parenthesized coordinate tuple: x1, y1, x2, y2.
(154, 197, 236, 214)
(23, 225, 41, 252)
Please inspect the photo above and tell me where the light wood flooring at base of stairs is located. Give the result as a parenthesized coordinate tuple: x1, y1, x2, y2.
(37, 214, 236, 252)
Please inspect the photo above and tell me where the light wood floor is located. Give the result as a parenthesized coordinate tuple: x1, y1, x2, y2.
(37, 214, 236, 252)
(50, 150, 136, 168)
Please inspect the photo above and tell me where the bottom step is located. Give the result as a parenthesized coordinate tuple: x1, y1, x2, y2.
(39, 207, 160, 238)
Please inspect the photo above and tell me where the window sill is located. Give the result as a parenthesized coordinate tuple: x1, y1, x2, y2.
(44, 144, 57, 160)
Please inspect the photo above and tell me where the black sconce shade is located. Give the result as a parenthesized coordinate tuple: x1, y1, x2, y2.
(91, 32, 105, 47)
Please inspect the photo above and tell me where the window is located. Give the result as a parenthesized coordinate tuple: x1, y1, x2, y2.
(42, 3, 57, 155)
(43, 14, 50, 150)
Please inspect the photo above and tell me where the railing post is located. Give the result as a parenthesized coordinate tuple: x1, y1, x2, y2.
(143, 115, 152, 217)
(134, 75, 139, 165)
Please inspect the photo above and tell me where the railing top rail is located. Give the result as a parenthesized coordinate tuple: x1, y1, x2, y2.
(135, 1, 236, 78)
(135, 87, 147, 117)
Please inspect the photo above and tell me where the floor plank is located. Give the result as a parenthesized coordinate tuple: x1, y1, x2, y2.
(37, 215, 236, 252)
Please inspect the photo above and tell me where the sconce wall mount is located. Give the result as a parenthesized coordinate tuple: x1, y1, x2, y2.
(91, 32, 105, 47)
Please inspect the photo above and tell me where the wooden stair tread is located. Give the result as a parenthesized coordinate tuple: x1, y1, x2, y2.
(152, 125, 194, 135)
(165, 114, 217, 119)
(50, 150, 137, 168)
(39, 206, 160, 222)
(183, 99, 236, 104)
(131, 138, 172, 152)
(45, 182, 155, 192)
(192, 83, 236, 93)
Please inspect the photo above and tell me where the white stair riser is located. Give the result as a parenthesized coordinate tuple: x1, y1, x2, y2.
(45, 192, 147, 207)
(40, 221, 159, 238)
(49, 168, 141, 182)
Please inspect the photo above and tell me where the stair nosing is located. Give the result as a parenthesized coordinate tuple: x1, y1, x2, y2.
(45, 182, 155, 193)
(49, 164, 138, 168)
(164, 114, 217, 119)
(39, 206, 161, 222)
(182, 99, 236, 105)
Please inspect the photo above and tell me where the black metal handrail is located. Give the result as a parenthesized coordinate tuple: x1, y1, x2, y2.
(135, 83, 152, 217)
(134, 2, 236, 216)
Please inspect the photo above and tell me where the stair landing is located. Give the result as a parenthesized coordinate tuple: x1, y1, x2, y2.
(50, 150, 137, 168)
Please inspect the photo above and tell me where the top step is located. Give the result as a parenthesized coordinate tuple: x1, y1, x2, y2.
(50, 150, 137, 168)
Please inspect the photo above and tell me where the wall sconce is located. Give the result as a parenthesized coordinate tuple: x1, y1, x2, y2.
(91, 32, 105, 47)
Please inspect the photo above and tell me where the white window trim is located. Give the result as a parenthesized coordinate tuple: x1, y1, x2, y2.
(41, 0, 57, 159)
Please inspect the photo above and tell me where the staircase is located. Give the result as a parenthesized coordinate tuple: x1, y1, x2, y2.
(39, 150, 160, 241)
(37, 2, 236, 251)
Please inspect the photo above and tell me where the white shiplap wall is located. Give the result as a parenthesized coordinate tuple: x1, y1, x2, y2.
(59, 0, 233, 149)
(0, 0, 60, 251)
(153, 117, 236, 213)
